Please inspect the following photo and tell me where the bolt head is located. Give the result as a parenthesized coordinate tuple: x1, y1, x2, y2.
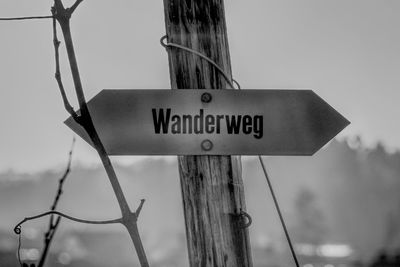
(201, 92, 212, 103)
(201, 139, 213, 151)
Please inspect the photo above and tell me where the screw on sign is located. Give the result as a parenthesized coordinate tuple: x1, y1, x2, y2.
(201, 92, 212, 103)
(201, 139, 213, 151)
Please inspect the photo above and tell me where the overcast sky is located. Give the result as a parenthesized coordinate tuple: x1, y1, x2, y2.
(0, 0, 399, 172)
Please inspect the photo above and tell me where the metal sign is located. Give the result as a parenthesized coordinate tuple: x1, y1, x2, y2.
(65, 89, 349, 155)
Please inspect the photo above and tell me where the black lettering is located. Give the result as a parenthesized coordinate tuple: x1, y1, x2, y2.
(242, 115, 252, 134)
(153, 108, 263, 139)
(194, 109, 204, 134)
(216, 115, 224, 133)
(152, 108, 171, 134)
(182, 115, 192, 134)
(205, 115, 215, 133)
(226, 115, 242, 134)
(254, 115, 263, 139)
(171, 115, 181, 134)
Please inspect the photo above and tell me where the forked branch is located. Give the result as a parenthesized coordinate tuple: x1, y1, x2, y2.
(50, 1, 149, 266)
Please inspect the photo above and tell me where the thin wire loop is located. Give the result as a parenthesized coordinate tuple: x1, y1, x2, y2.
(160, 35, 237, 90)
(160, 34, 300, 267)
(239, 210, 252, 229)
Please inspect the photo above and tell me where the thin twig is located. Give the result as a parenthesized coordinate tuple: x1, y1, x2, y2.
(37, 137, 75, 267)
(0, 15, 53, 21)
(135, 199, 145, 217)
(52, 12, 77, 118)
(14, 211, 122, 234)
(51, 137, 75, 211)
(69, 0, 84, 14)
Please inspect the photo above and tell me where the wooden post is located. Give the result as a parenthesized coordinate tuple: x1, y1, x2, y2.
(163, 1, 253, 266)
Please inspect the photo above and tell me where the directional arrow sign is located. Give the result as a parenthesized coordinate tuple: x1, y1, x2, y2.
(65, 89, 349, 155)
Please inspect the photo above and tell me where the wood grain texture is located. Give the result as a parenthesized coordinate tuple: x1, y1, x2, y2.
(163, 1, 253, 266)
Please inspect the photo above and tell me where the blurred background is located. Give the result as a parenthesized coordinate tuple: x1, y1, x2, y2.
(1, 0, 399, 267)
(1, 139, 400, 267)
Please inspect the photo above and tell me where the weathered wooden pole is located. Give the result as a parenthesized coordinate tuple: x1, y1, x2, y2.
(163, 1, 253, 266)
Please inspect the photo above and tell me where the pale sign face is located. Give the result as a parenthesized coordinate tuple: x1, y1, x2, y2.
(65, 89, 349, 155)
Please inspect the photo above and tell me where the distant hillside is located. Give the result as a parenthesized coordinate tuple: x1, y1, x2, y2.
(0, 139, 399, 265)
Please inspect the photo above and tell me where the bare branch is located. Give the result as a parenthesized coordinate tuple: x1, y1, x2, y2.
(37, 137, 75, 267)
(52, 0, 130, 218)
(135, 199, 146, 217)
(14, 211, 122, 234)
(52, 141, 73, 211)
(53, 1, 87, 110)
(50, 137, 75, 211)
(52, 13, 77, 117)
(51, 2, 149, 266)
(53, 0, 68, 21)
(69, 0, 84, 14)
